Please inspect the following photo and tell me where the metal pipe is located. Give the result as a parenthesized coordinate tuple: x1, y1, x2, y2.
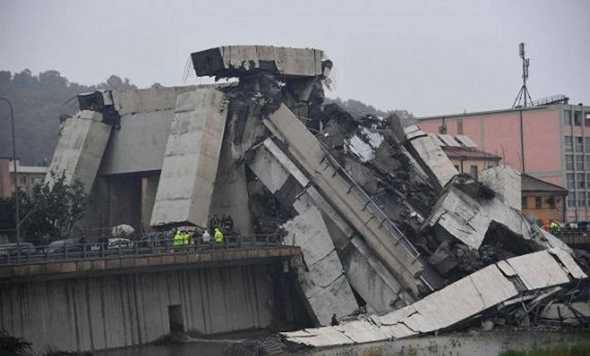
(0, 97, 19, 250)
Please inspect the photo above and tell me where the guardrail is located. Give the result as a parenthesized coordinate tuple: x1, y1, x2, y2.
(0, 233, 286, 267)
(557, 230, 590, 246)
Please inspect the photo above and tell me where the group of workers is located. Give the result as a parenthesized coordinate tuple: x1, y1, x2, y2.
(172, 215, 232, 248)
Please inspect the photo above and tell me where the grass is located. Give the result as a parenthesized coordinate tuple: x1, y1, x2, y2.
(499, 342, 590, 356)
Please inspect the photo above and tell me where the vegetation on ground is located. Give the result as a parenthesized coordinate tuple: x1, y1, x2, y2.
(499, 341, 590, 356)
(0, 173, 87, 243)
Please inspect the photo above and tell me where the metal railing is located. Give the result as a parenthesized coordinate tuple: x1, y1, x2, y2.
(0, 232, 287, 267)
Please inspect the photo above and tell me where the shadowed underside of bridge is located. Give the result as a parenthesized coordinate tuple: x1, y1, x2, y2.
(0, 246, 309, 353)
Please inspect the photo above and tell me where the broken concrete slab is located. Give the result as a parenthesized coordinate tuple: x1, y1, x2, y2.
(45, 110, 112, 194)
(424, 178, 570, 253)
(192, 46, 324, 78)
(265, 104, 429, 296)
(281, 248, 588, 348)
(150, 87, 228, 228)
(480, 166, 522, 211)
(392, 116, 457, 190)
(249, 138, 413, 314)
(540, 301, 590, 325)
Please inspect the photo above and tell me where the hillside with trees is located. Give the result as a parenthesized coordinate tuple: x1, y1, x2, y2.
(0, 69, 411, 166)
(0, 70, 136, 165)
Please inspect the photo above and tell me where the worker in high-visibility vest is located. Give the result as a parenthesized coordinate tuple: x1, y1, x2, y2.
(214, 227, 224, 247)
(173, 228, 189, 247)
(549, 221, 561, 235)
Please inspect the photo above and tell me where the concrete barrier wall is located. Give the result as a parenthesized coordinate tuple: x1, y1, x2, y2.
(0, 265, 274, 352)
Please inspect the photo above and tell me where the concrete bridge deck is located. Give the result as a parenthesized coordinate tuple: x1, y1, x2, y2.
(0, 245, 301, 282)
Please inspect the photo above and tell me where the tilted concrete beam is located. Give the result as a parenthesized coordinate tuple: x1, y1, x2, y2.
(45, 110, 112, 194)
(263, 105, 427, 296)
(150, 87, 228, 228)
(248, 139, 414, 314)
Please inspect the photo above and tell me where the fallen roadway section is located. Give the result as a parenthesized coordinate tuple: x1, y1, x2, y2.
(281, 248, 588, 348)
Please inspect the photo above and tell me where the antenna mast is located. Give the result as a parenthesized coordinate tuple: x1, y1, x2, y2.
(512, 42, 533, 108)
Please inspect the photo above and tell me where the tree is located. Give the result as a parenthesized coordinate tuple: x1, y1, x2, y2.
(0, 173, 88, 243)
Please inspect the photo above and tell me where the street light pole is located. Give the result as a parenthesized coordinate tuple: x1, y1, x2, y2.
(0, 96, 19, 248)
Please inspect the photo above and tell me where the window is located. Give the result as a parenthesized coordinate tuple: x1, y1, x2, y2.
(586, 113, 590, 127)
(576, 136, 584, 152)
(568, 193, 576, 208)
(586, 155, 590, 169)
(567, 173, 575, 189)
(566, 155, 574, 170)
(574, 111, 582, 126)
(565, 136, 573, 152)
(578, 192, 587, 207)
(535, 196, 542, 209)
(470, 165, 478, 179)
(522, 196, 528, 209)
(579, 174, 586, 188)
(457, 119, 464, 135)
(577, 155, 585, 170)
(547, 196, 556, 209)
(564, 110, 572, 126)
(585, 137, 590, 152)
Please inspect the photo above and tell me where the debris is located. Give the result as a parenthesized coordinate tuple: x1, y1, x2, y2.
(281, 249, 588, 348)
(45, 45, 590, 348)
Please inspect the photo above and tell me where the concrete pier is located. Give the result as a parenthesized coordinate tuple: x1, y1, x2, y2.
(45, 110, 112, 193)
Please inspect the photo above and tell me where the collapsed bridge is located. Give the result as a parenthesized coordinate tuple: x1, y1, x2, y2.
(16, 45, 590, 351)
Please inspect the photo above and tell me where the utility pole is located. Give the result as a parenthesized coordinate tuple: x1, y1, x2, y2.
(0, 96, 20, 250)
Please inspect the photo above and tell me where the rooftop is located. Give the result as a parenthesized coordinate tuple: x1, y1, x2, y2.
(522, 173, 568, 195)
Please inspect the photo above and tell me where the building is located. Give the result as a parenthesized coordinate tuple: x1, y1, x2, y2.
(521, 173, 568, 224)
(429, 133, 501, 179)
(0, 158, 47, 197)
(418, 103, 590, 222)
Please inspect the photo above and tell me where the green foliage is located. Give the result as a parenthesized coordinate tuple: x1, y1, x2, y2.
(499, 341, 590, 356)
(0, 173, 87, 243)
(0, 70, 136, 166)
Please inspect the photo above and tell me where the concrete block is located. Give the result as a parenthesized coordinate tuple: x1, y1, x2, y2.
(45, 111, 112, 194)
(150, 87, 228, 228)
(192, 45, 324, 78)
(99, 111, 173, 175)
(480, 166, 522, 210)
(112, 86, 197, 116)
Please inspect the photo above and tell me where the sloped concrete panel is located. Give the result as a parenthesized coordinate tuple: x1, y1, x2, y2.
(265, 105, 426, 296)
(45, 110, 111, 194)
(150, 88, 228, 227)
(282, 201, 358, 325)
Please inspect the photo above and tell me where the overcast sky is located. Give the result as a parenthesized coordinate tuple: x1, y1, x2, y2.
(1, 0, 588, 116)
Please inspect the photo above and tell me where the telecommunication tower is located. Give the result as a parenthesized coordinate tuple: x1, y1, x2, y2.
(512, 42, 533, 108)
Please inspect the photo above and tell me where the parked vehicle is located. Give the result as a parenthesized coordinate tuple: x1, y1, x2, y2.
(46, 239, 81, 254)
(107, 238, 133, 249)
(0, 242, 36, 256)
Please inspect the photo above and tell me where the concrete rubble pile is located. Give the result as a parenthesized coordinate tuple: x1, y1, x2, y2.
(45, 45, 590, 349)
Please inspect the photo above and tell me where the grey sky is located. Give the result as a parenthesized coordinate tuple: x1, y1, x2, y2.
(1, 0, 588, 116)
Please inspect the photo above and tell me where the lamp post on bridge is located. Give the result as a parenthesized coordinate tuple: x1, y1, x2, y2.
(0, 96, 20, 249)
